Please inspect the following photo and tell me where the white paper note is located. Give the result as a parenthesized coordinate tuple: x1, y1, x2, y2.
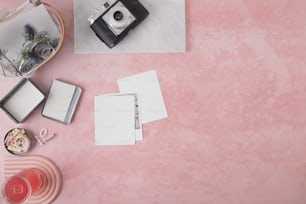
(117, 70, 168, 123)
(95, 94, 135, 145)
(102, 93, 143, 141)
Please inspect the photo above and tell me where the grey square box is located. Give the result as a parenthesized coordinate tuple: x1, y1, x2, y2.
(0, 78, 46, 123)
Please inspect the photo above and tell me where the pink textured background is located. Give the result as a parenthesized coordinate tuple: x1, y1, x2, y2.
(1, 0, 306, 203)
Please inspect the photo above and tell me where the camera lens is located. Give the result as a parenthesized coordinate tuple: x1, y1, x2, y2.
(113, 11, 124, 21)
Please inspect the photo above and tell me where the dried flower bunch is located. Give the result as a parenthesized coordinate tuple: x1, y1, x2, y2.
(0, 24, 59, 77)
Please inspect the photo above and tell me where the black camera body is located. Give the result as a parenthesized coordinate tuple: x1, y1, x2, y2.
(88, 0, 149, 48)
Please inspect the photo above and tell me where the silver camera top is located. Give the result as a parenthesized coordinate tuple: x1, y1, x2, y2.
(88, 0, 116, 24)
(102, 1, 135, 36)
(88, 0, 149, 48)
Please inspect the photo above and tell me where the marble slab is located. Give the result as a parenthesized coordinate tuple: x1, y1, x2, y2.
(74, 0, 186, 53)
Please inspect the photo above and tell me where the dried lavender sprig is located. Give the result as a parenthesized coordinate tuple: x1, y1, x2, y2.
(0, 48, 22, 76)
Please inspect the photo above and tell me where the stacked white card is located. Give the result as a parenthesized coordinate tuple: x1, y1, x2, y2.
(94, 70, 168, 145)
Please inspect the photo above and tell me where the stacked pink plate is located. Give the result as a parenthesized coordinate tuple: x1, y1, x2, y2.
(3, 155, 62, 204)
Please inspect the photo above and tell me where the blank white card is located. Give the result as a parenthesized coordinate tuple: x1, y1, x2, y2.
(95, 94, 135, 145)
(117, 70, 168, 123)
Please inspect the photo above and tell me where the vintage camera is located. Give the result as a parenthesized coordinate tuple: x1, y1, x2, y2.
(88, 0, 149, 48)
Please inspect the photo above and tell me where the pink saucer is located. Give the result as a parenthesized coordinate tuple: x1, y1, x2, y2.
(3, 155, 62, 204)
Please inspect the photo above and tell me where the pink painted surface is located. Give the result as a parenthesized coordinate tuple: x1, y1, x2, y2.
(1, 0, 306, 204)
